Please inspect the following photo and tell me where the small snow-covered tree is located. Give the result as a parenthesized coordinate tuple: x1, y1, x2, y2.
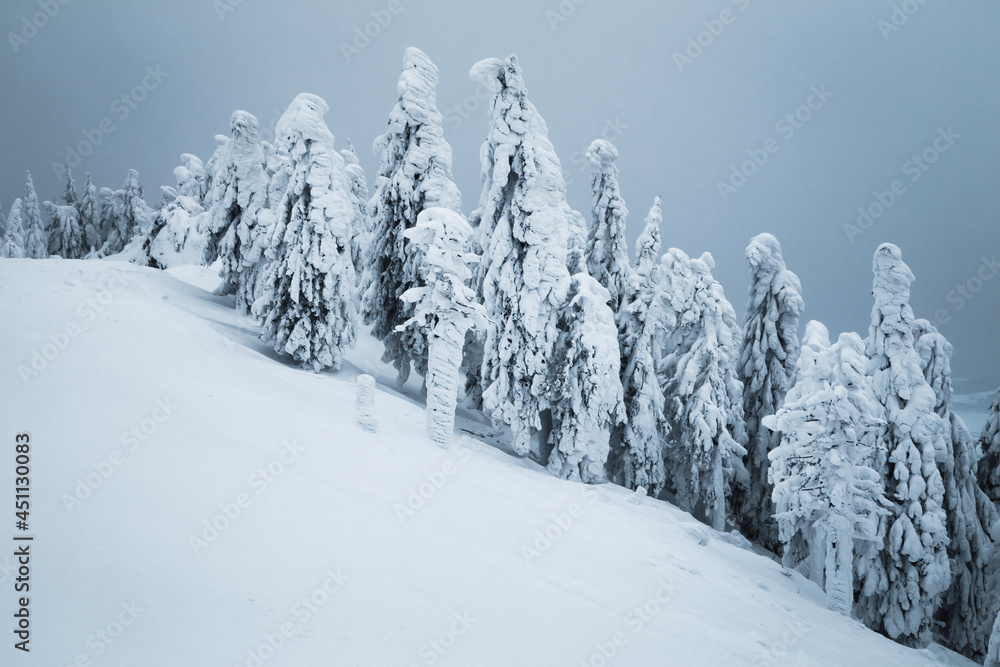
(103, 170, 152, 255)
(470, 55, 574, 457)
(397, 208, 486, 444)
(979, 388, 1000, 505)
(362, 47, 462, 384)
(63, 167, 78, 206)
(253, 93, 357, 372)
(22, 172, 47, 259)
(914, 320, 1000, 660)
(766, 322, 886, 615)
(856, 243, 950, 648)
(340, 141, 371, 272)
(660, 249, 748, 531)
(78, 174, 101, 253)
(44, 201, 85, 259)
(1, 199, 25, 258)
(208, 111, 274, 313)
(734, 233, 804, 551)
(176, 153, 207, 202)
(584, 139, 633, 312)
(96, 187, 121, 253)
(608, 200, 669, 495)
(547, 274, 625, 483)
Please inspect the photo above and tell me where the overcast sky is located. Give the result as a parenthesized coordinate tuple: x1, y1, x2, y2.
(1, 0, 997, 391)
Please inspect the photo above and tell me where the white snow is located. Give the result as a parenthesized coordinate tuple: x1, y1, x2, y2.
(0, 258, 981, 666)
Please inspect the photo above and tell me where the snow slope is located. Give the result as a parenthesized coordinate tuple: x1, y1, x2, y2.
(0, 258, 980, 666)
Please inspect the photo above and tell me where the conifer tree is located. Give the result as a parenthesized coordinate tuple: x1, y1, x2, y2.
(1, 199, 25, 258)
(22, 172, 47, 259)
(584, 139, 632, 312)
(362, 47, 462, 384)
(253, 93, 357, 371)
(44, 201, 85, 259)
(979, 388, 1000, 505)
(78, 174, 101, 253)
(734, 233, 804, 551)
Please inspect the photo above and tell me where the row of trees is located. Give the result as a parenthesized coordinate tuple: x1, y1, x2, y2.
(6, 47, 1000, 663)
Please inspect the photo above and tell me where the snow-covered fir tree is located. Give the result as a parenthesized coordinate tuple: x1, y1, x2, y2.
(855, 243, 950, 648)
(469, 55, 575, 457)
(253, 93, 357, 371)
(208, 111, 274, 313)
(608, 199, 668, 495)
(102, 170, 152, 255)
(766, 321, 886, 615)
(176, 153, 207, 202)
(547, 273, 625, 483)
(584, 139, 632, 312)
(733, 233, 804, 551)
(96, 187, 121, 253)
(78, 174, 101, 253)
(44, 201, 85, 259)
(660, 248, 748, 531)
(22, 172, 47, 259)
(340, 141, 371, 273)
(913, 320, 1000, 660)
(362, 47, 462, 384)
(988, 614, 1000, 667)
(1, 199, 25, 258)
(62, 167, 78, 206)
(979, 388, 1000, 505)
(397, 207, 486, 444)
(142, 176, 210, 271)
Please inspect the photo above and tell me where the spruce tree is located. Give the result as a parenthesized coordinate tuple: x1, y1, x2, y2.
(660, 249, 748, 531)
(362, 47, 461, 384)
(979, 388, 1000, 504)
(22, 172, 47, 259)
(469, 55, 574, 457)
(856, 243, 950, 647)
(44, 201, 85, 259)
(79, 174, 101, 253)
(584, 139, 632, 312)
(1, 199, 25, 258)
(253, 93, 357, 372)
(63, 167, 78, 206)
(734, 233, 804, 551)
(340, 141, 371, 273)
(547, 273, 625, 483)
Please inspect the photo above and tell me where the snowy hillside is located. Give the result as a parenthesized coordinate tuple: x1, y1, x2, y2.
(0, 257, 979, 666)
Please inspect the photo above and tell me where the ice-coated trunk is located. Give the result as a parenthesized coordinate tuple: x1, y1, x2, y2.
(824, 513, 854, 615)
(425, 320, 467, 445)
(710, 440, 726, 532)
(355, 374, 378, 433)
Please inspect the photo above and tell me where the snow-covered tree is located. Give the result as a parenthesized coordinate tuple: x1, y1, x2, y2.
(766, 321, 886, 615)
(733, 233, 804, 551)
(143, 192, 209, 270)
(397, 208, 486, 444)
(208, 111, 274, 313)
(979, 388, 1000, 505)
(340, 141, 371, 273)
(987, 613, 1000, 667)
(102, 170, 152, 255)
(253, 93, 357, 372)
(96, 187, 121, 253)
(547, 274, 625, 483)
(176, 153, 207, 202)
(22, 172, 47, 259)
(913, 320, 1000, 660)
(660, 249, 748, 531)
(78, 174, 101, 253)
(44, 201, 85, 259)
(608, 201, 669, 495)
(362, 47, 462, 384)
(470, 55, 575, 457)
(1, 199, 25, 258)
(855, 243, 950, 648)
(584, 139, 632, 313)
(63, 167, 78, 206)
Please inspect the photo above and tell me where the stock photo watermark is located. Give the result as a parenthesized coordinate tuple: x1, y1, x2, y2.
(7, 0, 70, 53)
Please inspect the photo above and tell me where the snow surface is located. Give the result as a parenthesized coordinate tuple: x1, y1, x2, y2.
(0, 258, 981, 666)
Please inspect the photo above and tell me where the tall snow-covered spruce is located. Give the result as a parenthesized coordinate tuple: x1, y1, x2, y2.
(609, 197, 668, 495)
(734, 233, 804, 551)
(856, 243, 950, 647)
(397, 208, 486, 445)
(547, 274, 625, 483)
(362, 47, 462, 384)
(470, 55, 574, 457)
(766, 322, 886, 615)
(660, 249, 748, 531)
(914, 320, 999, 660)
(22, 172, 47, 259)
(44, 201, 85, 259)
(1, 199, 25, 258)
(253, 93, 357, 372)
(584, 139, 633, 312)
(208, 111, 274, 313)
(78, 174, 101, 253)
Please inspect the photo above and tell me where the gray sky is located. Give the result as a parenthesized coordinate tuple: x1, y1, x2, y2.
(1, 0, 997, 391)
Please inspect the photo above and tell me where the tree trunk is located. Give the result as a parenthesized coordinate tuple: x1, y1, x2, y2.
(426, 321, 466, 445)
